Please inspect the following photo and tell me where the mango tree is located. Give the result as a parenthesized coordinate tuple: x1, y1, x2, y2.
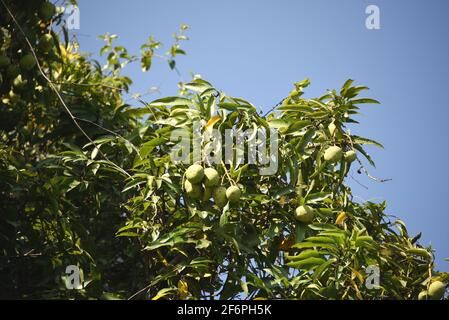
(0, 0, 447, 299)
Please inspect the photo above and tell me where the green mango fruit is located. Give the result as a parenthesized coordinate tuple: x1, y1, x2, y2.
(39, 2, 56, 21)
(418, 291, 428, 300)
(295, 205, 315, 223)
(428, 281, 446, 300)
(213, 186, 227, 208)
(324, 146, 342, 163)
(186, 164, 204, 184)
(19, 54, 36, 70)
(344, 150, 357, 163)
(328, 122, 337, 136)
(203, 167, 220, 187)
(226, 186, 241, 204)
(184, 180, 202, 199)
(39, 34, 54, 53)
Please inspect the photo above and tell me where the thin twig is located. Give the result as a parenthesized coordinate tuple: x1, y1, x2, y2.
(357, 164, 392, 183)
(263, 99, 284, 117)
(221, 160, 236, 186)
(349, 173, 369, 190)
(53, 80, 127, 91)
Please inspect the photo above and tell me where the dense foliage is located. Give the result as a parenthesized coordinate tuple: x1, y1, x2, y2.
(0, 0, 447, 299)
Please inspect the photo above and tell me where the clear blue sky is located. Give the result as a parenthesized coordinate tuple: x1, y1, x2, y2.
(74, 0, 449, 270)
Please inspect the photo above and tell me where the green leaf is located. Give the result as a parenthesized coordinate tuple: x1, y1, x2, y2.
(219, 209, 230, 227)
(306, 236, 338, 244)
(313, 258, 337, 280)
(308, 223, 341, 231)
(341, 79, 354, 96)
(305, 192, 332, 203)
(351, 98, 380, 105)
(268, 119, 290, 130)
(277, 104, 313, 112)
(355, 236, 375, 248)
(295, 223, 307, 243)
(292, 242, 335, 250)
(272, 186, 296, 199)
(184, 79, 213, 93)
(116, 232, 139, 237)
(286, 257, 326, 269)
(352, 135, 384, 148)
(141, 51, 153, 72)
(406, 248, 432, 260)
(353, 144, 376, 167)
(296, 129, 315, 154)
(286, 249, 325, 261)
(149, 96, 193, 107)
(344, 86, 369, 99)
(140, 137, 168, 158)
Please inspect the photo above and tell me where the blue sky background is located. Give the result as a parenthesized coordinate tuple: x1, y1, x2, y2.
(74, 0, 449, 270)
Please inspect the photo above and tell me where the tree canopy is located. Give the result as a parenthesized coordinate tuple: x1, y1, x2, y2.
(0, 0, 447, 300)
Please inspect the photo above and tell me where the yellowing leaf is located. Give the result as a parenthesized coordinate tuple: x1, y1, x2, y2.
(178, 280, 189, 300)
(335, 211, 347, 226)
(350, 267, 364, 284)
(351, 279, 363, 300)
(205, 115, 221, 131)
(277, 235, 295, 251)
(279, 196, 287, 205)
(157, 250, 169, 266)
(151, 287, 175, 300)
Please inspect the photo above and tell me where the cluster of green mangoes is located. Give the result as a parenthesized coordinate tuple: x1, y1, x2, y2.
(293, 143, 357, 224)
(184, 164, 241, 208)
(323, 145, 357, 164)
(323, 122, 357, 164)
(418, 280, 446, 300)
(0, 53, 35, 92)
(0, 2, 56, 93)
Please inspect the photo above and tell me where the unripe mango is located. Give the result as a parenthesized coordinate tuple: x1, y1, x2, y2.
(226, 186, 241, 204)
(428, 281, 446, 300)
(328, 122, 337, 136)
(0, 55, 10, 68)
(213, 186, 227, 208)
(39, 34, 54, 52)
(344, 150, 357, 163)
(418, 291, 428, 300)
(19, 54, 36, 70)
(184, 180, 202, 199)
(295, 205, 315, 223)
(324, 146, 342, 163)
(203, 168, 220, 187)
(186, 164, 204, 184)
